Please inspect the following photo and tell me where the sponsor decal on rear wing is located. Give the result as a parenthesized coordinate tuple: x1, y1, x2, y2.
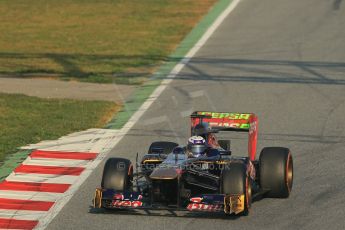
(191, 111, 255, 130)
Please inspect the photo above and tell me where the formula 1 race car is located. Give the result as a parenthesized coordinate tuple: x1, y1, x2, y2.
(93, 111, 293, 216)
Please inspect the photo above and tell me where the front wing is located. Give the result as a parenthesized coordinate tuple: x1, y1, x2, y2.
(93, 188, 245, 215)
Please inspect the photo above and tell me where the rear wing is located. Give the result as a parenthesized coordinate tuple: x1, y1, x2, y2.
(191, 111, 258, 160)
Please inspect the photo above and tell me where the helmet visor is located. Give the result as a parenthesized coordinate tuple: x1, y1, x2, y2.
(188, 144, 207, 156)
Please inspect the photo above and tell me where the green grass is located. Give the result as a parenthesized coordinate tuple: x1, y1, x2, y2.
(0, 0, 216, 84)
(0, 93, 119, 161)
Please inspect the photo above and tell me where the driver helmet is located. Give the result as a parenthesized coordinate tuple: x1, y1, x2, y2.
(187, 136, 207, 158)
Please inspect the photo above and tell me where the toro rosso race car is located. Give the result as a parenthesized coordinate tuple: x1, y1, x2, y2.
(93, 111, 293, 216)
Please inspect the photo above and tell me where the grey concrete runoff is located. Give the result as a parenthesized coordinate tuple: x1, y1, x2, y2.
(0, 77, 135, 103)
(47, 0, 345, 229)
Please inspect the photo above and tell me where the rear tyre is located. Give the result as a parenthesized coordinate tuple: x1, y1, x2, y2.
(218, 140, 230, 151)
(259, 147, 293, 198)
(101, 158, 133, 191)
(148, 141, 178, 154)
(221, 162, 251, 215)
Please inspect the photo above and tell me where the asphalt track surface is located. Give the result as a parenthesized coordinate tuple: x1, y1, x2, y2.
(47, 0, 345, 229)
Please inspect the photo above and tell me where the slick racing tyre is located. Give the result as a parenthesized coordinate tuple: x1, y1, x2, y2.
(259, 147, 293, 198)
(221, 162, 252, 216)
(148, 141, 178, 154)
(101, 158, 133, 191)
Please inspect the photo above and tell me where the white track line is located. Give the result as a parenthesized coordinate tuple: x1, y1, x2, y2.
(35, 0, 242, 229)
(122, 0, 242, 133)
(7, 173, 78, 184)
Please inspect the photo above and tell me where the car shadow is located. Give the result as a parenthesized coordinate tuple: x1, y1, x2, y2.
(88, 205, 242, 220)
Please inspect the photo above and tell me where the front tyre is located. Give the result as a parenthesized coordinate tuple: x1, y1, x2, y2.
(259, 147, 293, 198)
(101, 158, 133, 191)
(221, 162, 251, 216)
